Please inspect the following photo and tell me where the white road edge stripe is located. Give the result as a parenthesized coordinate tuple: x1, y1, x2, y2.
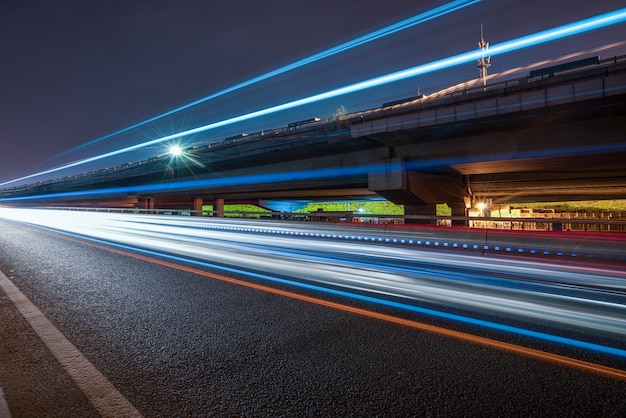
(0, 270, 143, 417)
(0, 386, 10, 418)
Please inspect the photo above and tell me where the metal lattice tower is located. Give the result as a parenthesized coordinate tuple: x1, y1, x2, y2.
(477, 25, 491, 89)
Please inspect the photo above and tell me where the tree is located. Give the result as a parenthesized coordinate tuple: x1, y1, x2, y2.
(333, 105, 347, 119)
(332, 105, 349, 128)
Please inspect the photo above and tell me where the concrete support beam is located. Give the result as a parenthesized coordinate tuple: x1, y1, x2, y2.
(405, 203, 468, 225)
(368, 159, 417, 205)
(404, 204, 437, 225)
(140, 197, 155, 213)
(192, 197, 204, 216)
(214, 198, 224, 217)
(405, 172, 465, 206)
(368, 159, 466, 206)
(449, 202, 468, 227)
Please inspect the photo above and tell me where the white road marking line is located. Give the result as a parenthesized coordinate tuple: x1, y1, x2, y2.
(0, 386, 10, 418)
(0, 270, 143, 417)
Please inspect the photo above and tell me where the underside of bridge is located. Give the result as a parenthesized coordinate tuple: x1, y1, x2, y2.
(360, 94, 626, 213)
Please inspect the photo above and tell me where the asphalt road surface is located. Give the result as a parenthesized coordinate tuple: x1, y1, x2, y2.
(0, 209, 625, 417)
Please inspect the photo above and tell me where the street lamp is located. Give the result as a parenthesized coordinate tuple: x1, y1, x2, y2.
(476, 202, 486, 217)
(168, 145, 183, 157)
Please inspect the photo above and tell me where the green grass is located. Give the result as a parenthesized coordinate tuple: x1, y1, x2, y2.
(201, 200, 626, 217)
(294, 201, 405, 215)
(510, 200, 626, 213)
(295, 201, 455, 216)
(203, 201, 406, 215)
(202, 204, 271, 218)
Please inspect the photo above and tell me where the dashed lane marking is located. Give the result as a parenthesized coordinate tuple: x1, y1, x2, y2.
(0, 270, 143, 418)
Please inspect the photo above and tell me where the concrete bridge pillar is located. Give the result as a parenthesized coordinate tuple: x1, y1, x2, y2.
(140, 197, 155, 214)
(369, 158, 469, 225)
(192, 197, 204, 216)
(404, 205, 437, 225)
(449, 202, 468, 227)
(214, 198, 224, 217)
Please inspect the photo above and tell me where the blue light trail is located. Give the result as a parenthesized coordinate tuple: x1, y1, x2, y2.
(62, 0, 479, 155)
(4, 138, 626, 203)
(94, 241, 626, 358)
(3, 6, 626, 187)
(0, 163, 387, 201)
(3, 212, 624, 359)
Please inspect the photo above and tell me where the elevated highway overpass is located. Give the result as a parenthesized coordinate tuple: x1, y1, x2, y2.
(1, 55, 625, 217)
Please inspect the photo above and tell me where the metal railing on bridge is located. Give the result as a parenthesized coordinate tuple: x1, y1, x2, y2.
(350, 55, 626, 138)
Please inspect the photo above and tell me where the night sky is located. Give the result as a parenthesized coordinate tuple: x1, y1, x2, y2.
(1, 0, 625, 185)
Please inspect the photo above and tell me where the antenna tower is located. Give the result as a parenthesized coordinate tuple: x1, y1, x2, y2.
(477, 25, 491, 90)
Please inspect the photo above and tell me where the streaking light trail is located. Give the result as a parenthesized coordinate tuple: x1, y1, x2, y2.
(62, 0, 479, 154)
(60, 232, 626, 380)
(1, 209, 625, 372)
(3, 6, 626, 187)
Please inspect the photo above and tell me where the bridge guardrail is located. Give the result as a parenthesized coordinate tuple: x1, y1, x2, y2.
(351, 57, 626, 138)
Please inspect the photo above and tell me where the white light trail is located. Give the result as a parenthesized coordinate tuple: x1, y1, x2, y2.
(1, 208, 625, 357)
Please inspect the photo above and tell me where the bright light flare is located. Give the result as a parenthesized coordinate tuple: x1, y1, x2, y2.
(168, 145, 183, 157)
(476, 202, 487, 215)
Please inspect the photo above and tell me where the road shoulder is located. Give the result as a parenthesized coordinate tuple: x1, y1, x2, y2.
(0, 268, 100, 418)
